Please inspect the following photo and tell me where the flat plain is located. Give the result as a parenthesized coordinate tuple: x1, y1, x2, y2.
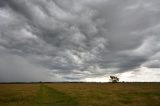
(0, 83, 160, 106)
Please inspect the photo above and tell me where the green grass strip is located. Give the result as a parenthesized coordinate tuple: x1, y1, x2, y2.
(35, 84, 76, 106)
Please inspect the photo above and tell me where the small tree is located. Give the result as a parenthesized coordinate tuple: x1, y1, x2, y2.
(110, 76, 119, 83)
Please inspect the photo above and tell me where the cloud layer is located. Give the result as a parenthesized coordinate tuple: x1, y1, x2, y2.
(0, 0, 160, 82)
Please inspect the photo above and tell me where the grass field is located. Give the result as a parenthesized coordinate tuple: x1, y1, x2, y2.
(0, 83, 160, 106)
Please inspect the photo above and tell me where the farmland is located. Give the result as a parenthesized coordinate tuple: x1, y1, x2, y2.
(0, 83, 160, 106)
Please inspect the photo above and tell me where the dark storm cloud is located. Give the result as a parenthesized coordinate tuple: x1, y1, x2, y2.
(0, 0, 160, 81)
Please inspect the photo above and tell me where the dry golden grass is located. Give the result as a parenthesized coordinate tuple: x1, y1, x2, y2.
(47, 83, 160, 106)
(0, 83, 76, 106)
(0, 84, 39, 106)
(0, 83, 160, 106)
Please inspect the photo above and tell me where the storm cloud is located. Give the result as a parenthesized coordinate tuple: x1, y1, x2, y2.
(0, 0, 160, 82)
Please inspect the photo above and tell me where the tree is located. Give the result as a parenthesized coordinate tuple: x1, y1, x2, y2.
(110, 76, 119, 83)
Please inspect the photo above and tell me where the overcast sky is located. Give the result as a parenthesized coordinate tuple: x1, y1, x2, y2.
(0, 0, 160, 82)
